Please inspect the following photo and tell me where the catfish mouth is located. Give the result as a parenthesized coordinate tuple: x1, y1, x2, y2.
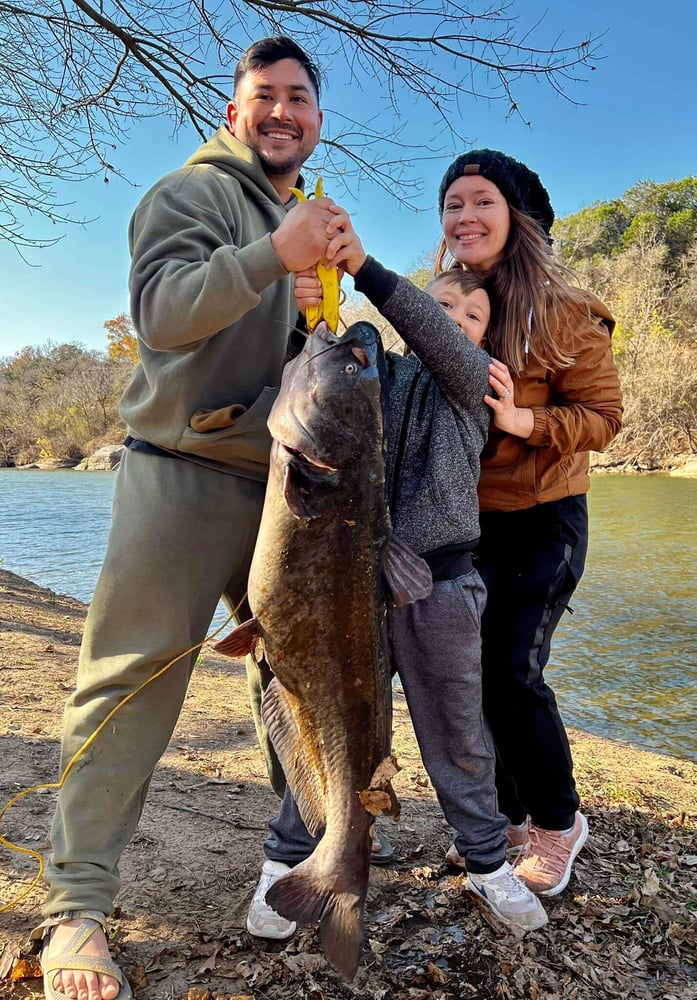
(279, 440, 341, 520)
(281, 443, 339, 474)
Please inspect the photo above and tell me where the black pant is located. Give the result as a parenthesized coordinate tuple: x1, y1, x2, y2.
(477, 495, 588, 831)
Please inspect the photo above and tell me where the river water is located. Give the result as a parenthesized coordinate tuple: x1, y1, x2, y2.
(1, 469, 695, 762)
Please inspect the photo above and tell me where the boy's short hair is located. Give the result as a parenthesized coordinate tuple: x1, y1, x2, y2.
(425, 268, 488, 301)
(402, 268, 489, 358)
(234, 36, 322, 100)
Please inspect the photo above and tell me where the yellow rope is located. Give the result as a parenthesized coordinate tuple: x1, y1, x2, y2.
(0, 598, 245, 912)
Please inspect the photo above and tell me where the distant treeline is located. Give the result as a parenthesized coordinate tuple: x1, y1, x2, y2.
(2, 178, 696, 468)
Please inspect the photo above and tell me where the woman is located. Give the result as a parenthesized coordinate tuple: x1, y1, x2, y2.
(435, 149, 623, 896)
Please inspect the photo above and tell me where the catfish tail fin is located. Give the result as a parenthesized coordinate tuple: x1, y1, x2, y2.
(266, 856, 366, 981)
(319, 890, 364, 982)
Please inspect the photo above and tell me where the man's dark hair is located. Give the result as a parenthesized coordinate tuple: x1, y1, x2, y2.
(234, 36, 322, 101)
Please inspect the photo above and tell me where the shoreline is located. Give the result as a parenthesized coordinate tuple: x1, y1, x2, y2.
(2, 566, 696, 796)
(2, 449, 697, 476)
(0, 566, 694, 768)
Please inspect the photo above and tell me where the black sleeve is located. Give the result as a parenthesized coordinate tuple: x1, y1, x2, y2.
(353, 256, 400, 309)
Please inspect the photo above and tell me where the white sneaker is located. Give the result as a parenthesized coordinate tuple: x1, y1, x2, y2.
(246, 860, 297, 940)
(466, 861, 548, 931)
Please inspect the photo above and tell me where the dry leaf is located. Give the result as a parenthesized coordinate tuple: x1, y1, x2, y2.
(359, 788, 392, 815)
(282, 953, 324, 974)
(425, 960, 449, 984)
(195, 945, 221, 975)
(10, 957, 42, 980)
(641, 868, 660, 897)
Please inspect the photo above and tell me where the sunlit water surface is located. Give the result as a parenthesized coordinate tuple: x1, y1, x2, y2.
(1, 470, 695, 761)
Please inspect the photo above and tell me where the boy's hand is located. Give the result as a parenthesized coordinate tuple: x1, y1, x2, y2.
(324, 207, 367, 276)
(485, 359, 534, 438)
(294, 268, 322, 315)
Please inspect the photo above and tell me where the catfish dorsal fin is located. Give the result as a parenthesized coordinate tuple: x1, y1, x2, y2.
(383, 532, 433, 608)
(213, 617, 261, 657)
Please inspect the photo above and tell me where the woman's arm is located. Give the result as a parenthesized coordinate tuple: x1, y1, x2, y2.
(526, 309, 623, 453)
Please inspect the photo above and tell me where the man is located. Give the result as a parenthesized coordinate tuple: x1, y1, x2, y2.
(35, 37, 336, 1000)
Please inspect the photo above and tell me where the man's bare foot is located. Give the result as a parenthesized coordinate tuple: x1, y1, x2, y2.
(43, 918, 121, 1000)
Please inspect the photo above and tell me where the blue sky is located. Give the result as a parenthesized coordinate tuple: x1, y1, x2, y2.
(2, 0, 697, 357)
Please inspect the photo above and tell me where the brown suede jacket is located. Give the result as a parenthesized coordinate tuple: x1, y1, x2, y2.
(478, 290, 623, 512)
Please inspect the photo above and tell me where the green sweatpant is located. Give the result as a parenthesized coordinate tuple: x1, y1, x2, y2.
(44, 448, 269, 916)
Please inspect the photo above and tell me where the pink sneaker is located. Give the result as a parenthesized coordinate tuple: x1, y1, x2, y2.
(506, 819, 529, 853)
(513, 812, 588, 897)
(445, 819, 529, 870)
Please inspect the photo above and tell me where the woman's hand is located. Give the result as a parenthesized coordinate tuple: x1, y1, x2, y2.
(485, 359, 534, 438)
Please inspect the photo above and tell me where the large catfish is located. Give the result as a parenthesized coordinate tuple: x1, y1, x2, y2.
(215, 321, 431, 980)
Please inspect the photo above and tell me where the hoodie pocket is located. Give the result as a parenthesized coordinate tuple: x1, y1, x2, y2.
(177, 386, 278, 471)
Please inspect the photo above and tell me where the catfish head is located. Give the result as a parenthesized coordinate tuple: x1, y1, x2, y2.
(270, 322, 386, 519)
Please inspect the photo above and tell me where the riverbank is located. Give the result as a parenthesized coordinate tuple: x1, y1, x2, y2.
(1, 569, 696, 1000)
(5, 447, 697, 476)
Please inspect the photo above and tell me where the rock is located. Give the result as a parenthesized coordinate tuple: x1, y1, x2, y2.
(74, 445, 125, 471)
(26, 460, 75, 470)
(669, 456, 697, 478)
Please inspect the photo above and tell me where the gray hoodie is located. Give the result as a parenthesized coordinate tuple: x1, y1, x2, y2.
(121, 126, 304, 481)
(355, 257, 491, 553)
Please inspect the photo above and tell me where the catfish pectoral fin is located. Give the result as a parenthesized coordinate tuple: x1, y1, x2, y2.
(267, 863, 364, 982)
(383, 532, 433, 608)
(213, 617, 261, 657)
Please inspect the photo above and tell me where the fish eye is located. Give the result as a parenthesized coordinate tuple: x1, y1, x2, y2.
(344, 362, 358, 375)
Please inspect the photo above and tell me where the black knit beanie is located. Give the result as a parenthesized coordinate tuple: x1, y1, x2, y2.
(438, 149, 555, 235)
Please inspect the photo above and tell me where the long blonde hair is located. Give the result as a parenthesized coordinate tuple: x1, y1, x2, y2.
(435, 207, 589, 374)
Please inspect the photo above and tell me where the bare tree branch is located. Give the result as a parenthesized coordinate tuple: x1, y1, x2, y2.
(0, 0, 602, 248)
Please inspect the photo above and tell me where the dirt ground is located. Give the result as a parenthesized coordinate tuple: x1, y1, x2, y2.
(1, 568, 695, 1000)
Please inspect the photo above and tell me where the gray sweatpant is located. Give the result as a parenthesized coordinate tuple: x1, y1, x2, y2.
(390, 569, 507, 872)
(262, 568, 508, 874)
(43, 448, 266, 916)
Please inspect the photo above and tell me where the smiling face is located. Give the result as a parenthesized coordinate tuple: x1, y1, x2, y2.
(440, 175, 511, 275)
(426, 280, 490, 347)
(226, 57, 323, 198)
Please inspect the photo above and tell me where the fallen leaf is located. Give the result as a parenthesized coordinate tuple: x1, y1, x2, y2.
(10, 957, 42, 980)
(186, 990, 211, 1000)
(195, 944, 221, 974)
(641, 868, 660, 897)
(359, 788, 392, 815)
(425, 960, 449, 984)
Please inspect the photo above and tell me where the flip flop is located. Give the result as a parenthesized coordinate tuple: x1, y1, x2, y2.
(369, 825, 395, 866)
(32, 912, 132, 1000)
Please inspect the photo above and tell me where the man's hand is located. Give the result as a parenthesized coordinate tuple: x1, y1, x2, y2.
(271, 197, 338, 272)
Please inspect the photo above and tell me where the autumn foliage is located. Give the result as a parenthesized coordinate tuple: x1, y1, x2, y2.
(105, 313, 139, 364)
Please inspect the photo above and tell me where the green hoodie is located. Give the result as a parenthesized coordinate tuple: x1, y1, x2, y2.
(121, 126, 305, 481)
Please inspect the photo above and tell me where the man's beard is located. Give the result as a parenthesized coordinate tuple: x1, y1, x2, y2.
(256, 148, 305, 176)
(247, 123, 311, 177)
